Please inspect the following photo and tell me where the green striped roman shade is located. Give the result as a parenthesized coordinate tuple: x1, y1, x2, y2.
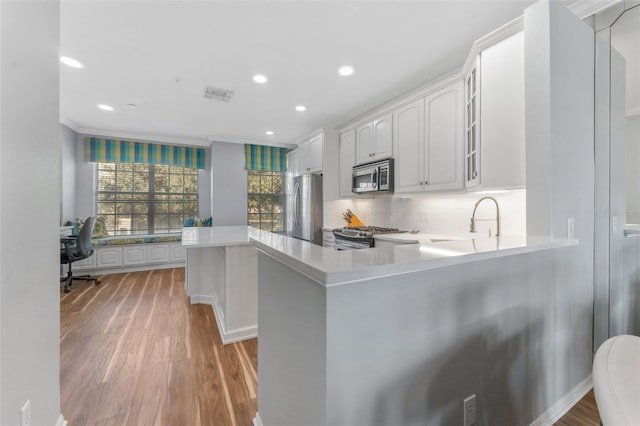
(85, 137, 205, 169)
(245, 144, 288, 172)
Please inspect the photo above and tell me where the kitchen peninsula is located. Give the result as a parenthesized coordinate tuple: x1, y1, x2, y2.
(182, 226, 260, 344)
(250, 231, 578, 426)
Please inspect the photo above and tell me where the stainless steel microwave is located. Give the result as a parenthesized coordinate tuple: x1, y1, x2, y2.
(352, 159, 394, 193)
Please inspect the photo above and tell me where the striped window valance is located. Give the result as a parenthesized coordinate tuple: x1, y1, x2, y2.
(84, 137, 205, 169)
(245, 144, 288, 172)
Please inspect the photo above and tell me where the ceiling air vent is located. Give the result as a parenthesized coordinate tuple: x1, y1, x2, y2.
(203, 86, 234, 102)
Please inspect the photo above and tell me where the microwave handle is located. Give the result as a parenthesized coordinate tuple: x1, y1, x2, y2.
(372, 169, 378, 189)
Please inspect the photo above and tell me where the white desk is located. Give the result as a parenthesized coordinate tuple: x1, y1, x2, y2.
(182, 226, 259, 344)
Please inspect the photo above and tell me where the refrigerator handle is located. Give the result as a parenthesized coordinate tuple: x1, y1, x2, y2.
(293, 182, 300, 230)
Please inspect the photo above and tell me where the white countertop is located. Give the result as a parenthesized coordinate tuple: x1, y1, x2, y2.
(624, 224, 640, 237)
(373, 232, 471, 245)
(250, 231, 579, 287)
(181, 226, 257, 248)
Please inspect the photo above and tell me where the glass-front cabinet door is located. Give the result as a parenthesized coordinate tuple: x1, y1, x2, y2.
(464, 56, 480, 189)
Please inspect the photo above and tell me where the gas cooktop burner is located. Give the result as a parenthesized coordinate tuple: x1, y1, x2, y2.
(333, 226, 406, 238)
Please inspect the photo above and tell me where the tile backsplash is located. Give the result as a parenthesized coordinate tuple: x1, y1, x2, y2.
(324, 190, 526, 237)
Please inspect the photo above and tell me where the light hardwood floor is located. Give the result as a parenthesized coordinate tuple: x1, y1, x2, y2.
(61, 268, 600, 426)
(60, 268, 257, 425)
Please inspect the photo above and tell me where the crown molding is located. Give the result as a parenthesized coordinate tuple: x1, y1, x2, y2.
(568, 0, 624, 19)
(462, 15, 524, 74)
(336, 69, 463, 132)
(208, 135, 297, 150)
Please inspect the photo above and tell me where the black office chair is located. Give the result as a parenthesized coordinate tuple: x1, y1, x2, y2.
(60, 216, 101, 293)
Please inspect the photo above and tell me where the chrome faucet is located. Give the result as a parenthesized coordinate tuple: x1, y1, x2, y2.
(470, 196, 501, 237)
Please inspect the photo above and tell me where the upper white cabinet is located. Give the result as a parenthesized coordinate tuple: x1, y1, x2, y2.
(394, 79, 464, 194)
(355, 113, 393, 165)
(339, 129, 356, 197)
(290, 134, 323, 176)
(287, 149, 299, 176)
(296, 134, 323, 174)
(465, 31, 525, 190)
(394, 99, 424, 193)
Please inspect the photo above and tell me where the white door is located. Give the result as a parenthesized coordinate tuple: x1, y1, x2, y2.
(298, 141, 310, 173)
(393, 99, 425, 193)
(424, 81, 464, 192)
(308, 134, 323, 173)
(372, 113, 393, 160)
(339, 129, 356, 197)
(355, 122, 373, 165)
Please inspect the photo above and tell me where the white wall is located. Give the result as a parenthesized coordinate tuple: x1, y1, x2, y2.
(210, 141, 248, 226)
(61, 124, 77, 223)
(524, 0, 595, 402)
(626, 114, 640, 224)
(0, 1, 62, 424)
(324, 190, 526, 237)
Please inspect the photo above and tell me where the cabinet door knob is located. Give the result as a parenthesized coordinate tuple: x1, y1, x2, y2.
(419, 181, 423, 185)
(473, 172, 478, 178)
(425, 181, 429, 185)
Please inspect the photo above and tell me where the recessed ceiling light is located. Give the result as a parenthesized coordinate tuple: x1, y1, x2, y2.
(60, 56, 84, 69)
(253, 74, 268, 84)
(97, 104, 114, 112)
(338, 65, 354, 76)
(295, 105, 307, 112)
(265, 130, 274, 136)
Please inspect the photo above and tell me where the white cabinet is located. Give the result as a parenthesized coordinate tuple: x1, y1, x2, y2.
(394, 99, 425, 193)
(465, 31, 525, 190)
(74, 242, 185, 273)
(97, 247, 122, 269)
(322, 229, 336, 248)
(297, 134, 323, 174)
(339, 129, 356, 197)
(123, 246, 146, 266)
(394, 80, 464, 194)
(424, 81, 464, 191)
(171, 243, 186, 261)
(355, 113, 393, 165)
(148, 245, 170, 263)
(287, 149, 299, 176)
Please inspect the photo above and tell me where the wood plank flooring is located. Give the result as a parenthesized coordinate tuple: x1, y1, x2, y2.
(61, 268, 602, 426)
(554, 390, 601, 426)
(60, 268, 257, 426)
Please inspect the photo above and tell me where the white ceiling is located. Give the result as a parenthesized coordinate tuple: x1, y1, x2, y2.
(60, 0, 540, 148)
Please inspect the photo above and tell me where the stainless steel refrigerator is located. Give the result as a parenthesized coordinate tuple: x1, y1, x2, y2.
(286, 174, 323, 245)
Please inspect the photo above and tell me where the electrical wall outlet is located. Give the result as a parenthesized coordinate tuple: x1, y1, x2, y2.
(568, 217, 575, 239)
(20, 400, 31, 426)
(463, 394, 476, 426)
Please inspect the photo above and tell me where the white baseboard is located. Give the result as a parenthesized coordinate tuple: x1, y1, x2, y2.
(253, 412, 263, 426)
(189, 294, 258, 344)
(530, 374, 593, 426)
(55, 414, 68, 426)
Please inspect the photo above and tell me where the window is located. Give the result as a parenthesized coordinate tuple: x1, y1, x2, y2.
(97, 163, 198, 235)
(247, 170, 284, 231)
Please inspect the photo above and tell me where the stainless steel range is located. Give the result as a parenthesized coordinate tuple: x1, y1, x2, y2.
(332, 226, 406, 250)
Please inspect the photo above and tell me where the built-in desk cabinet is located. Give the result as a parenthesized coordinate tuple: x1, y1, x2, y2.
(74, 242, 186, 273)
